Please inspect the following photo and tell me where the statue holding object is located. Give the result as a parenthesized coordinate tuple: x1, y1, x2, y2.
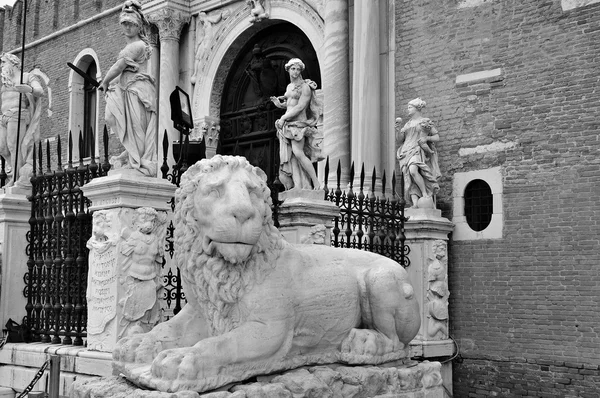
(396, 98, 441, 209)
(270, 58, 323, 191)
(0, 53, 50, 187)
(99, 0, 157, 177)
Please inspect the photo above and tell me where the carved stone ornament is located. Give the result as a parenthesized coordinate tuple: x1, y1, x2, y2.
(118, 207, 168, 339)
(112, 155, 421, 393)
(191, 9, 230, 85)
(147, 8, 190, 42)
(426, 240, 449, 340)
(247, 0, 269, 23)
(300, 224, 326, 245)
(204, 121, 220, 150)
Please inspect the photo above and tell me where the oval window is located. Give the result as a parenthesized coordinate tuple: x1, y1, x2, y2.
(464, 179, 493, 231)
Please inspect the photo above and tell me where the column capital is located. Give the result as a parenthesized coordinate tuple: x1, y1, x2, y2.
(147, 8, 190, 42)
(192, 116, 220, 157)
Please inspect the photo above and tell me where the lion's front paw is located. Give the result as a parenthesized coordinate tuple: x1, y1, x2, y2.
(341, 328, 400, 357)
(113, 332, 163, 365)
(151, 347, 204, 383)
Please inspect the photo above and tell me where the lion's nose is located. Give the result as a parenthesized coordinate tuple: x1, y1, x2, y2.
(231, 201, 255, 224)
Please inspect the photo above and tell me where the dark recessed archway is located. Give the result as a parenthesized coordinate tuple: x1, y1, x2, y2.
(218, 22, 320, 181)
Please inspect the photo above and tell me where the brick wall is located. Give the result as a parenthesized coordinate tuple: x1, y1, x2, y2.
(396, 0, 600, 396)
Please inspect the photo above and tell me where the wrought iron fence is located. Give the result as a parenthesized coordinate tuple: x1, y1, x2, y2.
(0, 157, 7, 188)
(159, 131, 188, 319)
(20, 127, 410, 343)
(24, 128, 111, 345)
(323, 158, 410, 268)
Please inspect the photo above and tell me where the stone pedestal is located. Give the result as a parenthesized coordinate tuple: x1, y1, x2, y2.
(277, 189, 339, 245)
(404, 207, 453, 344)
(0, 187, 31, 332)
(403, 207, 454, 395)
(81, 174, 176, 351)
(71, 361, 445, 398)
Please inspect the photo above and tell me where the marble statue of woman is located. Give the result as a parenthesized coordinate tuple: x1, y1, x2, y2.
(98, 0, 157, 177)
(270, 58, 323, 190)
(396, 98, 441, 209)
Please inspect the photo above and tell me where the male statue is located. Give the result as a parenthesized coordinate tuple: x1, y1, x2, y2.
(0, 53, 46, 187)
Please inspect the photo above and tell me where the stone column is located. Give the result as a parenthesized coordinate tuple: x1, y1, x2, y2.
(277, 190, 340, 245)
(148, 9, 190, 169)
(323, 0, 351, 186)
(81, 174, 176, 352)
(0, 188, 30, 331)
(351, 0, 381, 176)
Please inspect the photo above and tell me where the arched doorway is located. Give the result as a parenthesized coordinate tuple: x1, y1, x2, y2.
(219, 22, 321, 181)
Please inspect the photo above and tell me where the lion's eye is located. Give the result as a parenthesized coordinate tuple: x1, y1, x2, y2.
(210, 189, 220, 198)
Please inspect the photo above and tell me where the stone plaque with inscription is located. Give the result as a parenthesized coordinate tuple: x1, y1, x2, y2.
(88, 245, 118, 334)
(86, 208, 168, 352)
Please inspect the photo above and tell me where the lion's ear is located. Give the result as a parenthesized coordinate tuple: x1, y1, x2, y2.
(254, 166, 268, 183)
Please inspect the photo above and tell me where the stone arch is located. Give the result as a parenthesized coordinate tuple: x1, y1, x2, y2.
(192, 0, 324, 120)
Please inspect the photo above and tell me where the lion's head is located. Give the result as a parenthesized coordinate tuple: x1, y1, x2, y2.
(174, 155, 285, 335)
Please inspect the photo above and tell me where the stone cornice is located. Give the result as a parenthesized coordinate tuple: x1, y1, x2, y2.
(143, 0, 191, 15)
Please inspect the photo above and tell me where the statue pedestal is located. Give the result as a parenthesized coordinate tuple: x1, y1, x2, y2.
(70, 361, 445, 398)
(0, 187, 30, 332)
(404, 207, 454, 395)
(81, 174, 176, 352)
(277, 189, 339, 245)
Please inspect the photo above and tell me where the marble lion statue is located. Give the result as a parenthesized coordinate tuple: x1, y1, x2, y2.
(113, 155, 420, 393)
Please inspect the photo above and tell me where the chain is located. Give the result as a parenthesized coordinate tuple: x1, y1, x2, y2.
(16, 359, 50, 398)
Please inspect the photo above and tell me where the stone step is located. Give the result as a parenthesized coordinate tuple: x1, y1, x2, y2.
(0, 387, 15, 398)
(0, 343, 111, 396)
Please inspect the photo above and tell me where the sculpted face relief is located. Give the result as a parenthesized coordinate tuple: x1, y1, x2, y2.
(113, 155, 421, 393)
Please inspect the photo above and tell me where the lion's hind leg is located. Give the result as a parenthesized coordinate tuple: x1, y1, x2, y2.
(339, 263, 420, 364)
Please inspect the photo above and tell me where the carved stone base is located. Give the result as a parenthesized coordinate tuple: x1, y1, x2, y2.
(404, 209, 453, 343)
(70, 361, 444, 398)
(80, 174, 177, 352)
(277, 189, 340, 245)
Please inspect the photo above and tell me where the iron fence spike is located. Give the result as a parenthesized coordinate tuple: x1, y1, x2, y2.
(46, 139, 51, 172)
(89, 126, 95, 160)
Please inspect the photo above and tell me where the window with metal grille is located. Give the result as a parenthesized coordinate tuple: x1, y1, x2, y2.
(464, 179, 493, 231)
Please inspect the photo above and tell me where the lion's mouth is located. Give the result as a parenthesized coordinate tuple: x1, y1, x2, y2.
(205, 238, 255, 264)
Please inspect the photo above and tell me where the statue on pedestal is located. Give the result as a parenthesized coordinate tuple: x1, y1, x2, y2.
(396, 98, 441, 209)
(99, 0, 157, 177)
(113, 155, 420, 394)
(270, 58, 323, 191)
(0, 53, 49, 187)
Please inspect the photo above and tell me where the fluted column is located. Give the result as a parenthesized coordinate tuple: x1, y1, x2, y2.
(351, 0, 381, 175)
(148, 9, 190, 167)
(323, 0, 351, 186)
(147, 30, 160, 90)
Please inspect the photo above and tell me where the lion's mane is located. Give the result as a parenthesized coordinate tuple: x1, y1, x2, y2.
(173, 156, 286, 335)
